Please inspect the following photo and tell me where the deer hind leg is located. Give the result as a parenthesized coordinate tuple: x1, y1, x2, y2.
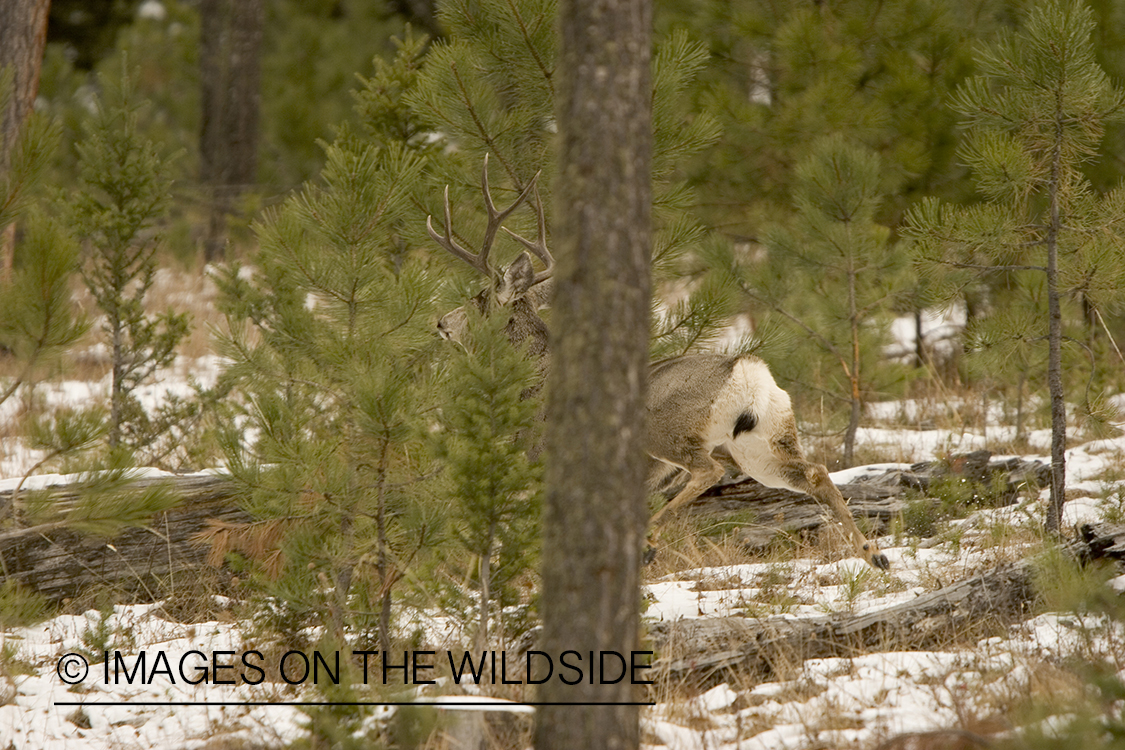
(648, 444, 726, 527)
(729, 427, 890, 570)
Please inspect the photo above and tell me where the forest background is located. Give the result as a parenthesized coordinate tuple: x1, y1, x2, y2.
(4, 1, 1125, 745)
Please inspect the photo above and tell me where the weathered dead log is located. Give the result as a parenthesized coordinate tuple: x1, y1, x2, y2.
(649, 559, 1037, 690)
(1078, 522, 1125, 561)
(651, 518, 1119, 692)
(0, 474, 245, 603)
(0, 452, 1050, 606)
(680, 451, 1049, 551)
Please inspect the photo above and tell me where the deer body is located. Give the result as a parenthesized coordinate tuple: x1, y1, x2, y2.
(645, 354, 887, 569)
(430, 159, 889, 571)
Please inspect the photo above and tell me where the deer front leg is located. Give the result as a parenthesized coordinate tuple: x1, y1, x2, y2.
(779, 459, 889, 570)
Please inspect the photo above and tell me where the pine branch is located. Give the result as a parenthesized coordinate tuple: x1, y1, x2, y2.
(735, 279, 854, 381)
(505, 0, 554, 97)
(936, 260, 1048, 273)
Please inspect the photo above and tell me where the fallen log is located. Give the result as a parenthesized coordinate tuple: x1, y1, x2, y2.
(651, 520, 1121, 691)
(681, 451, 1049, 551)
(1078, 521, 1125, 561)
(0, 474, 245, 603)
(649, 559, 1037, 691)
(0, 451, 1048, 605)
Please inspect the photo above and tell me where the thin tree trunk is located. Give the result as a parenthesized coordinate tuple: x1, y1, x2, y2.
(1045, 104, 1066, 534)
(1015, 370, 1027, 448)
(375, 438, 393, 655)
(914, 308, 925, 368)
(537, 0, 652, 747)
(479, 530, 493, 650)
(0, 0, 50, 283)
(844, 266, 860, 467)
(110, 315, 124, 449)
(332, 500, 356, 642)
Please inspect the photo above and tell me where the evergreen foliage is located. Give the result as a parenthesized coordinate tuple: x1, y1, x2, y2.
(36, 0, 412, 220)
(0, 580, 49, 629)
(212, 140, 440, 647)
(0, 69, 85, 410)
(262, 0, 410, 187)
(905, 0, 1125, 531)
(68, 67, 190, 455)
(403, 0, 727, 356)
(656, 0, 987, 238)
(432, 307, 542, 647)
(352, 30, 434, 151)
(720, 136, 911, 466)
(0, 214, 88, 409)
(0, 66, 60, 231)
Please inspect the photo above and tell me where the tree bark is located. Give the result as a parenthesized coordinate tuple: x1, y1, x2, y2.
(1044, 104, 1066, 533)
(199, 0, 263, 263)
(0, 0, 50, 283)
(536, 0, 652, 747)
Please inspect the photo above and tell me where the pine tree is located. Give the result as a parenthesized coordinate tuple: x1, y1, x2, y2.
(261, 0, 411, 186)
(905, 0, 1125, 532)
(657, 0, 988, 238)
(403, 0, 726, 352)
(432, 308, 542, 649)
(211, 141, 440, 648)
(725, 136, 910, 466)
(655, 0, 1018, 369)
(68, 68, 189, 455)
(0, 70, 85, 410)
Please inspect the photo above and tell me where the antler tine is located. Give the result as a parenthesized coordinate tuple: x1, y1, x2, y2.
(426, 184, 492, 277)
(502, 175, 554, 284)
(477, 153, 538, 273)
(425, 154, 546, 280)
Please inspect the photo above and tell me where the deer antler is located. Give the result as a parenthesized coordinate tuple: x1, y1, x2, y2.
(426, 153, 543, 279)
(502, 180, 554, 285)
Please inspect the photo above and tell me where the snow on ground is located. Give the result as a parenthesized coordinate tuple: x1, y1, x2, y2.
(2, 605, 309, 750)
(4, 352, 1125, 748)
(0, 353, 224, 479)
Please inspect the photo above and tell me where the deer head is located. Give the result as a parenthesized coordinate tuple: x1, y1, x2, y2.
(429, 155, 554, 361)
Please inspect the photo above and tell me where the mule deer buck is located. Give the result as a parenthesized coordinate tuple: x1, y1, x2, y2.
(429, 157, 890, 571)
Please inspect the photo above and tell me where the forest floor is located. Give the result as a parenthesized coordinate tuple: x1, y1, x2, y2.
(2, 270, 1125, 749)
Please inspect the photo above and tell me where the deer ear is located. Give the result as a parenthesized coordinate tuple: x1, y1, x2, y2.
(498, 252, 536, 304)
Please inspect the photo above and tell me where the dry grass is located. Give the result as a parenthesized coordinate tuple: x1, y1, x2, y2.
(66, 262, 227, 367)
(1, 260, 225, 396)
(638, 438, 1125, 749)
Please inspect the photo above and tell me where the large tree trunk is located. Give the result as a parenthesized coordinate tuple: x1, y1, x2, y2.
(0, 0, 50, 283)
(199, 0, 263, 263)
(536, 0, 652, 748)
